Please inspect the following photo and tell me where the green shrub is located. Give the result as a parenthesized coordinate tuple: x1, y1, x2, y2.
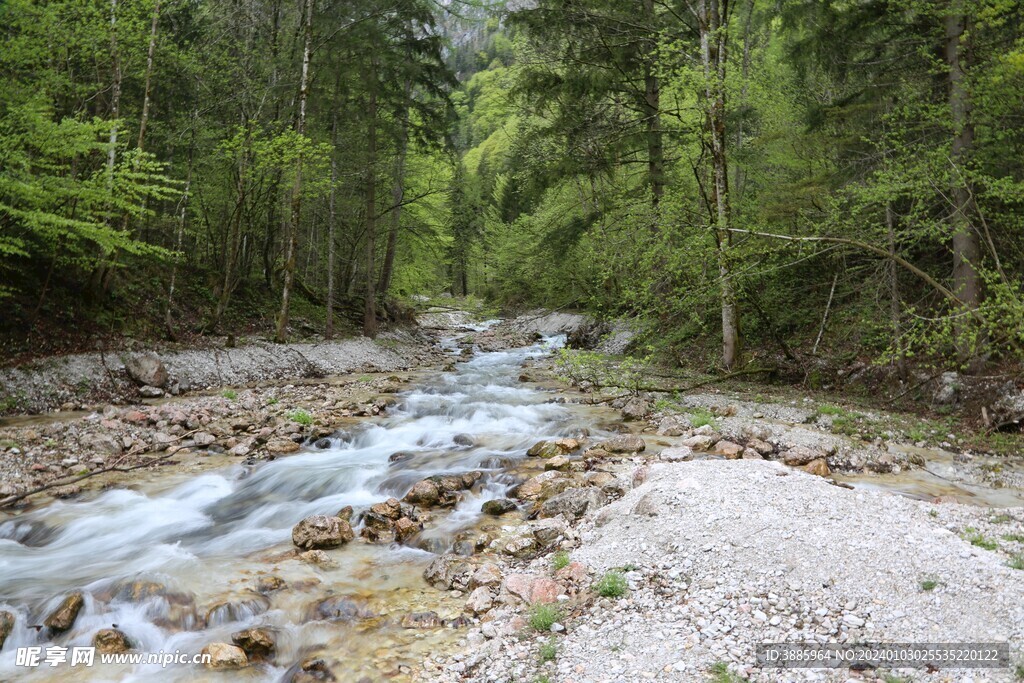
(595, 570, 627, 598)
(288, 408, 313, 425)
(551, 551, 570, 571)
(528, 604, 561, 632)
(709, 662, 749, 683)
(221, 389, 237, 400)
(1009, 555, 1024, 571)
(919, 576, 939, 591)
(963, 528, 997, 550)
(687, 407, 717, 429)
(538, 638, 557, 663)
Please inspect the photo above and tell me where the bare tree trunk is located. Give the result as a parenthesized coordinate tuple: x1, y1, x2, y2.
(166, 124, 195, 339)
(137, 0, 161, 153)
(378, 76, 412, 296)
(944, 4, 984, 366)
(275, 0, 314, 343)
(106, 0, 121, 185)
(325, 111, 338, 338)
(641, 0, 663, 212)
(699, 0, 740, 370)
(363, 59, 379, 338)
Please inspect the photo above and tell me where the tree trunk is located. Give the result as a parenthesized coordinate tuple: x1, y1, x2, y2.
(275, 0, 314, 343)
(363, 59, 379, 338)
(106, 0, 121, 185)
(326, 110, 338, 339)
(166, 125, 195, 339)
(944, 4, 984, 365)
(641, 0, 663, 212)
(378, 76, 412, 296)
(699, 0, 740, 370)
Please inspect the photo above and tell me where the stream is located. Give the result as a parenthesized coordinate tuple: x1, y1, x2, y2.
(0, 335, 598, 681)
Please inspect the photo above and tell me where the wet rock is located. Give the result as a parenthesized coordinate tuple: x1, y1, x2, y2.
(255, 575, 287, 594)
(539, 487, 608, 521)
(404, 473, 482, 507)
(288, 658, 336, 683)
(400, 611, 442, 629)
(424, 554, 475, 590)
(527, 440, 562, 458)
(363, 498, 403, 529)
(231, 627, 275, 659)
(44, 592, 84, 633)
(464, 587, 494, 615)
(0, 611, 15, 650)
(404, 479, 441, 506)
(205, 595, 270, 625)
(453, 433, 476, 447)
(201, 642, 248, 670)
(469, 564, 502, 589)
(93, 628, 132, 654)
(621, 398, 651, 420)
(313, 438, 332, 449)
(660, 446, 693, 462)
(544, 455, 572, 471)
(299, 550, 338, 568)
(782, 446, 825, 466)
(124, 352, 168, 388)
(481, 498, 517, 516)
(804, 458, 831, 477)
(712, 440, 744, 459)
(292, 515, 354, 550)
(514, 471, 572, 501)
(394, 516, 420, 543)
(554, 437, 582, 452)
(598, 434, 645, 453)
(313, 595, 376, 622)
(336, 505, 353, 521)
(388, 451, 415, 464)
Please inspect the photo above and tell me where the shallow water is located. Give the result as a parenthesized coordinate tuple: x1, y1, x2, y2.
(0, 336, 596, 681)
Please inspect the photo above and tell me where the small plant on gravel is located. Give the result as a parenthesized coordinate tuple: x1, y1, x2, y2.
(595, 570, 628, 598)
(528, 604, 561, 632)
(1009, 554, 1024, 571)
(882, 675, 911, 683)
(688, 406, 718, 429)
(928, 509, 939, 518)
(266, 397, 279, 406)
(221, 389, 237, 400)
(919, 576, 940, 591)
(991, 514, 1015, 524)
(963, 527, 998, 550)
(619, 562, 639, 571)
(533, 676, 552, 683)
(1014, 662, 1024, 679)
(538, 638, 557, 663)
(551, 551, 571, 571)
(288, 408, 313, 425)
(709, 661, 749, 683)
(1002, 533, 1024, 543)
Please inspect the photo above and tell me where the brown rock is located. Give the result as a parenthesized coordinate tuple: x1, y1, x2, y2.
(804, 458, 831, 477)
(394, 517, 420, 543)
(201, 642, 248, 669)
(0, 611, 15, 650)
(404, 479, 441, 506)
(712, 440, 744, 459)
(93, 628, 131, 654)
(464, 586, 494, 615)
(291, 515, 354, 550)
(255, 575, 287, 594)
(782, 446, 823, 466)
(746, 438, 774, 455)
(231, 628, 275, 659)
(44, 592, 84, 633)
(598, 434, 646, 453)
(527, 440, 562, 458)
(267, 438, 301, 454)
(681, 435, 715, 450)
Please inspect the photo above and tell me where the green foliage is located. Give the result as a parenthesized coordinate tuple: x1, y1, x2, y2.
(528, 604, 561, 632)
(595, 571, 628, 598)
(537, 639, 557, 663)
(709, 662, 749, 683)
(1009, 555, 1024, 571)
(550, 551, 571, 571)
(963, 528, 998, 550)
(919, 576, 940, 591)
(686, 407, 718, 430)
(221, 389, 238, 400)
(288, 409, 313, 426)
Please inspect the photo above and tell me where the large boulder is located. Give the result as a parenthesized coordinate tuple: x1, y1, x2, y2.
(312, 596, 375, 622)
(538, 487, 608, 521)
(124, 352, 168, 388)
(44, 592, 84, 633)
(423, 554, 476, 591)
(404, 472, 482, 507)
(781, 446, 825, 466)
(712, 440, 744, 459)
(481, 498, 517, 516)
(514, 471, 573, 501)
(291, 515, 354, 550)
(527, 440, 563, 458)
(201, 642, 248, 670)
(621, 398, 652, 421)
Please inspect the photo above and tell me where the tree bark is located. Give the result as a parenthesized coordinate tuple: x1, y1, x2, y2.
(275, 0, 314, 343)
(363, 58, 379, 338)
(326, 110, 338, 339)
(641, 0, 663, 211)
(378, 75, 412, 296)
(944, 3, 984, 365)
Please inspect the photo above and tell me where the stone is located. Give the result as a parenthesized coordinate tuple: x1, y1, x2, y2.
(81, 433, 122, 456)
(804, 458, 831, 477)
(453, 433, 476, 447)
(660, 446, 693, 462)
(544, 455, 572, 471)
(481, 498, 517, 516)
(657, 415, 691, 436)
(394, 517, 420, 543)
(201, 642, 248, 670)
(400, 611, 442, 629)
(933, 371, 961, 405)
(424, 554, 474, 590)
(0, 611, 15, 650)
(313, 596, 375, 622)
(124, 352, 168, 387)
(44, 592, 84, 633)
(299, 550, 338, 568)
(291, 515, 354, 550)
(553, 438, 581, 452)
(93, 628, 131, 654)
(527, 440, 562, 458)
(388, 451, 415, 464)
(712, 440, 744, 459)
(193, 432, 216, 447)
(464, 587, 494, 614)
(539, 487, 608, 521)
(404, 479, 441, 506)
(289, 658, 336, 683)
(741, 448, 763, 460)
(531, 517, 570, 546)
(469, 564, 502, 589)
(782, 446, 824, 466)
(555, 562, 589, 584)
(267, 438, 301, 454)
(746, 438, 774, 456)
(515, 471, 570, 500)
(231, 628, 275, 659)
(681, 435, 715, 450)
(503, 574, 561, 605)
(621, 398, 652, 420)
(139, 385, 164, 398)
(598, 434, 646, 453)
(255, 575, 286, 594)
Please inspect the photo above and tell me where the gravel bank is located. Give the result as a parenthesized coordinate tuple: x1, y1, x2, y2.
(420, 459, 1024, 683)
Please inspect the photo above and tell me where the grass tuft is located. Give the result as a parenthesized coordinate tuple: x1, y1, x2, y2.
(595, 570, 628, 598)
(551, 551, 570, 571)
(528, 603, 561, 632)
(288, 408, 313, 425)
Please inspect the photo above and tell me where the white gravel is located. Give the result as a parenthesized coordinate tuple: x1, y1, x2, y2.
(423, 459, 1024, 682)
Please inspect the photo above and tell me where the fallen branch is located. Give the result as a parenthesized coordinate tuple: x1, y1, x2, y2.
(0, 429, 200, 508)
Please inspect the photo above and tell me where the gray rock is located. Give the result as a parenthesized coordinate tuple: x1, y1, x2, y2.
(539, 487, 608, 521)
(598, 434, 646, 453)
(291, 515, 354, 550)
(124, 352, 168, 388)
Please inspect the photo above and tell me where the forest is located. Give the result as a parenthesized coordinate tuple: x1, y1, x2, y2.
(2, 0, 1024, 379)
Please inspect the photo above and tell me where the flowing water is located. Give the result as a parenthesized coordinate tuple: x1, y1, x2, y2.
(0, 336, 599, 682)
